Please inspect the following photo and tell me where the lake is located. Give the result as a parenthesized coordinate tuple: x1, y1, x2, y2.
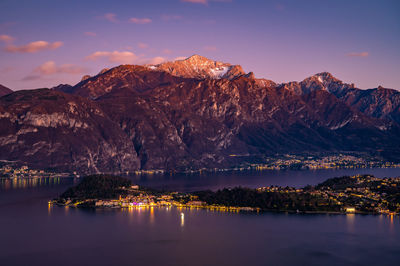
(1, 168, 399, 266)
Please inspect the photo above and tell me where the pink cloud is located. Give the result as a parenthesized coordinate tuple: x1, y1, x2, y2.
(34, 61, 87, 75)
(181, 0, 208, 4)
(85, 50, 167, 66)
(103, 13, 118, 23)
(23, 61, 87, 81)
(84, 32, 97, 37)
(5, 41, 63, 53)
(174, 56, 188, 61)
(129, 17, 152, 24)
(346, 52, 369, 57)
(0, 34, 14, 43)
(145, 56, 166, 65)
(85, 50, 138, 64)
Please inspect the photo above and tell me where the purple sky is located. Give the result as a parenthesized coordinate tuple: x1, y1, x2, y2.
(0, 0, 399, 91)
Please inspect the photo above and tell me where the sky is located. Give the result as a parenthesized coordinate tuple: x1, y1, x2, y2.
(0, 0, 399, 91)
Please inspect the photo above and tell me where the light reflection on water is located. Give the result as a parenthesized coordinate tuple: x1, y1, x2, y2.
(0, 176, 78, 190)
(1, 167, 399, 192)
(50, 203, 399, 236)
(346, 213, 355, 233)
(1, 192, 400, 266)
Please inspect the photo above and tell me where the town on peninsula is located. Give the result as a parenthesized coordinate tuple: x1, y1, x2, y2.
(52, 174, 400, 216)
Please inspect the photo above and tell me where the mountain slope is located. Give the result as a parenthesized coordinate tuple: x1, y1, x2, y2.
(55, 65, 184, 99)
(280, 72, 400, 123)
(0, 89, 140, 173)
(0, 84, 13, 97)
(92, 70, 400, 169)
(2, 55, 400, 173)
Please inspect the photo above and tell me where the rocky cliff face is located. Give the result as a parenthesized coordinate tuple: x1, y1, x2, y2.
(3, 56, 400, 173)
(0, 89, 140, 173)
(153, 55, 247, 80)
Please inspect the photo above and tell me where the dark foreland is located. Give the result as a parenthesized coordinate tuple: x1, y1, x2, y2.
(1, 55, 400, 174)
(55, 174, 400, 215)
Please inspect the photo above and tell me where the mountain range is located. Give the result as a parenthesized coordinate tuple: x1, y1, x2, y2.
(1, 55, 399, 174)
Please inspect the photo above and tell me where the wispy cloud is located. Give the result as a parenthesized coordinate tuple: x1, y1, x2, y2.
(181, 0, 208, 4)
(346, 52, 369, 57)
(22, 61, 87, 81)
(138, 42, 148, 49)
(129, 17, 152, 24)
(21, 75, 41, 81)
(84, 32, 97, 37)
(0, 34, 14, 43)
(85, 50, 165, 65)
(5, 41, 63, 53)
(146, 56, 165, 65)
(35, 61, 87, 75)
(102, 13, 118, 23)
(86, 51, 138, 64)
(174, 56, 188, 61)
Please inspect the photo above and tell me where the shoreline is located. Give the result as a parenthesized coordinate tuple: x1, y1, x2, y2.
(52, 201, 398, 217)
(53, 174, 400, 217)
(3, 165, 400, 180)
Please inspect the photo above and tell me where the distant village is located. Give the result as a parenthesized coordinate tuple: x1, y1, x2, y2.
(1, 153, 399, 179)
(0, 164, 72, 179)
(249, 154, 400, 171)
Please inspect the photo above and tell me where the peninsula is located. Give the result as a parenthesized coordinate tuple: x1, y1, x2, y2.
(53, 174, 400, 215)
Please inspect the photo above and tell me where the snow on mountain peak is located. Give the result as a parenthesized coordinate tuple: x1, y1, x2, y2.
(150, 55, 247, 80)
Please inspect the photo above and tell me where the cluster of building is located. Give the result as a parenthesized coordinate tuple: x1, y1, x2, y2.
(0, 164, 76, 179)
(2, 164, 48, 178)
(258, 174, 400, 215)
(252, 154, 400, 171)
(54, 173, 400, 216)
(57, 185, 256, 213)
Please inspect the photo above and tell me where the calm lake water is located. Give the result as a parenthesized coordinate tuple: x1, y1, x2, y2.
(1, 168, 400, 266)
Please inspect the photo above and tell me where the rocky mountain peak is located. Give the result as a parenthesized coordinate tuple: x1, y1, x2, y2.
(152, 55, 247, 80)
(183, 54, 214, 64)
(313, 72, 341, 84)
(81, 75, 91, 82)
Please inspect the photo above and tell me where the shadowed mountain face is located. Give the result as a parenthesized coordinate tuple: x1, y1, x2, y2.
(0, 84, 13, 97)
(0, 89, 140, 173)
(2, 56, 400, 173)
